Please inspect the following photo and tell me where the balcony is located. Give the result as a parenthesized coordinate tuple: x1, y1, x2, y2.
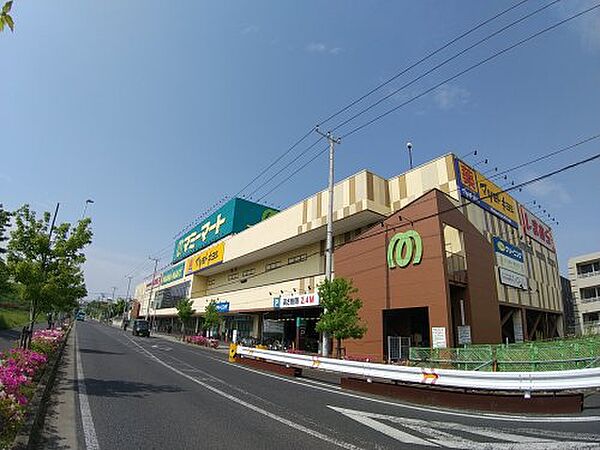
(446, 252, 467, 285)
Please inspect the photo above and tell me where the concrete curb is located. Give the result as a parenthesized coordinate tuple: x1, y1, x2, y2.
(10, 324, 73, 450)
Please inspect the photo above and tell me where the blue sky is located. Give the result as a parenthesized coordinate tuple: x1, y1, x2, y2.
(1, 1, 599, 299)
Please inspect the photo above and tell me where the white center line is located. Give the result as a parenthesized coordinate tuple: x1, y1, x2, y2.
(126, 335, 362, 450)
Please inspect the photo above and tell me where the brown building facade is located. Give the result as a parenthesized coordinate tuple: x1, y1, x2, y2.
(336, 189, 503, 361)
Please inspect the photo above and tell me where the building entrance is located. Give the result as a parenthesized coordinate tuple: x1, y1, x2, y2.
(382, 307, 430, 362)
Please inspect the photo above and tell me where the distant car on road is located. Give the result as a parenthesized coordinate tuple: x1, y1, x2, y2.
(132, 319, 150, 337)
(76, 312, 86, 321)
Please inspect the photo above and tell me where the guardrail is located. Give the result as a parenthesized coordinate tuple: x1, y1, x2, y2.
(235, 346, 600, 392)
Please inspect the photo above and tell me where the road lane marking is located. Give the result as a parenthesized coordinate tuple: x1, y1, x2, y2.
(127, 335, 362, 450)
(75, 330, 100, 450)
(328, 407, 600, 449)
(332, 406, 439, 447)
(114, 326, 600, 424)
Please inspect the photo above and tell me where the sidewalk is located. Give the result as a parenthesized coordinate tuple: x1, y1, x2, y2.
(36, 327, 79, 449)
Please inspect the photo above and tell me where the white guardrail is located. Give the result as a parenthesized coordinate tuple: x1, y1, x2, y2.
(235, 346, 600, 392)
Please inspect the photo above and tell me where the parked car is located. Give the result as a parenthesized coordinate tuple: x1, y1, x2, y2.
(76, 312, 86, 321)
(132, 319, 150, 337)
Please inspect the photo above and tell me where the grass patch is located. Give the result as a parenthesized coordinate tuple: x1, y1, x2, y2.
(0, 307, 30, 330)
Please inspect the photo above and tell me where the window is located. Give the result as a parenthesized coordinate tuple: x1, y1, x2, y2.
(583, 312, 600, 324)
(265, 261, 282, 272)
(578, 261, 600, 278)
(581, 286, 600, 302)
(207, 278, 215, 287)
(227, 273, 239, 281)
(288, 254, 307, 265)
(155, 281, 190, 309)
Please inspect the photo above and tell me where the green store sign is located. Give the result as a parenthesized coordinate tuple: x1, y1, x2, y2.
(387, 230, 423, 269)
(162, 263, 185, 285)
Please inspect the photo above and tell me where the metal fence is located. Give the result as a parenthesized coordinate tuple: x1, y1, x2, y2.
(387, 336, 411, 362)
(409, 335, 600, 372)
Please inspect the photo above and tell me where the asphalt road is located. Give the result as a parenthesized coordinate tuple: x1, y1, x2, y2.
(60, 321, 600, 450)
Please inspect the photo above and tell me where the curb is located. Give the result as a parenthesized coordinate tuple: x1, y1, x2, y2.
(10, 324, 73, 450)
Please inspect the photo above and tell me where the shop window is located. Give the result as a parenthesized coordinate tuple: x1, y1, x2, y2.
(266, 261, 282, 272)
(288, 254, 307, 265)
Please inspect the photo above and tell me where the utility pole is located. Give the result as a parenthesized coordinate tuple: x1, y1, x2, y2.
(146, 257, 160, 326)
(124, 275, 132, 320)
(315, 126, 341, 357)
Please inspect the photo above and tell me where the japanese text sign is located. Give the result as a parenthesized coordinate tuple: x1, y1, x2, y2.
(172, 198, 278, 263)
(185, 242, 225, 275)
(518, 205, 555, 251)
(161, 263, 185, 285)
(455, 159, 519, 228)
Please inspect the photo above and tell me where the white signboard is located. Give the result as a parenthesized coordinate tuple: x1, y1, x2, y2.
(275, 293, 320, 309)
(431, 327, 447, 349)
(457, 325, 472, 345)
(496, 254, 526, 276)
(498, 267, 528, 290)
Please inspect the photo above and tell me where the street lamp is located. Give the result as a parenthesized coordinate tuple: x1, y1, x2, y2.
(406, 142, 414, 170)
(81, 199, 94, 220)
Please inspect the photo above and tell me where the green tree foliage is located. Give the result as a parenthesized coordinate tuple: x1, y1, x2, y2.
(316, 278, 367, 358)
(0, 204, 12, 298)
(7, 205, 93, 336)
(202, 299, 220, 336)
(112, 298, 126, 317)
(0, 1, 15, 32)
(176, 298, 195, 338)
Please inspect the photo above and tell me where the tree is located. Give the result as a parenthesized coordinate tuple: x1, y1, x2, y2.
(176, 298, 195, 339)
(7, 205, 93, 343)
(316, 278, 367, 358)
(202, 300, 220, 337)
(0, 1, 15, 32)
(111, 298, 127, 318)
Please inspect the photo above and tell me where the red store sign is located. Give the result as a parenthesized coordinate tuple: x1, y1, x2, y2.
(518, 205, 554, 251)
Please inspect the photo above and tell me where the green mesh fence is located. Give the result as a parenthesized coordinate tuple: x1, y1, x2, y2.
(409, 335, 600, 372)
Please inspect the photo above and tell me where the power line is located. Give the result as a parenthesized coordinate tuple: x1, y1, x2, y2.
(489, 133, 600, 179)
(316, 0, 532, 127)
(339, 3, 600, 139)
(330, 0, 562, 132)
(246, 1, 553, 202)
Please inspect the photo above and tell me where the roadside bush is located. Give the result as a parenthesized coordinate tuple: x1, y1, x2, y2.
(0, 328, 65, 447)
(185, 335, 219, 349)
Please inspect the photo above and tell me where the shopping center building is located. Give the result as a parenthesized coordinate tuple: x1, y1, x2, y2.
(134, 153, 563, 361)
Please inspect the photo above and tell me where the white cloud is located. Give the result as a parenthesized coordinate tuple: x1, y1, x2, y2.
(433, 84, 470, 110)
(524, 178, 572, 205)
(241, 25, 260, 34)
(306, 42, 342, 55)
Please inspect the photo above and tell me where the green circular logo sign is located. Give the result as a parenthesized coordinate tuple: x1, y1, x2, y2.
(387, 230, 423, 269)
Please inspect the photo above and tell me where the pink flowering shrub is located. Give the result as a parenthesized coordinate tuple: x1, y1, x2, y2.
(1, 330, 64, 445)
(185, 335, 219, 349)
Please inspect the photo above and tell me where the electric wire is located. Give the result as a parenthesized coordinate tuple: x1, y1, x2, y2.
(316, 0, 532, 127)
(330, 0, 562, 132)
(339, 2, 600, 139)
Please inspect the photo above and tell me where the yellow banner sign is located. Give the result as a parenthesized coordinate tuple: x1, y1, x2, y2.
(185, 242, 225, 275)
(476, 172, 519, 225)
(455, 159, 519, 228)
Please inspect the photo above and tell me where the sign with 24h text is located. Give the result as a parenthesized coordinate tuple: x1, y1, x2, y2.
(455, 159, 519, 228)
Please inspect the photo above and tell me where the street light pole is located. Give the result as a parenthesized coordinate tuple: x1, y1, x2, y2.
(146, 257, 160, 326)
(315, 126, 341, 357)
(124, 275, 132, 320)
(407, 142, 413, 170)
(81, 199, 94, 220)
